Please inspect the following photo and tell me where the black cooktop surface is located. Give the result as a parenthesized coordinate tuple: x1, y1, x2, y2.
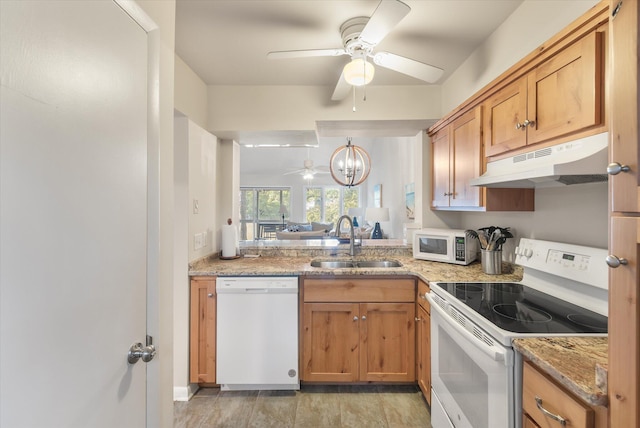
(435, 282, 607, 334)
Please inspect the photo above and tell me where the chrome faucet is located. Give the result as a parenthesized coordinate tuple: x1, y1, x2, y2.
(335, 214, 358, 257)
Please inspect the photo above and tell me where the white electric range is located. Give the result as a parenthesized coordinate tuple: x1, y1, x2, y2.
(426, 238, 608, 428)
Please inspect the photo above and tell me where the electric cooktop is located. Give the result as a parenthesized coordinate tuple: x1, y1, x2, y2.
(434, 282, 608, 334)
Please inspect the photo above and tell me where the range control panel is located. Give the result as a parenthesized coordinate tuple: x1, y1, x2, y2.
(515, 238, 608, 290)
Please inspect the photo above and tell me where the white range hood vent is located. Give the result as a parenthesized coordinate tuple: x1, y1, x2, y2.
(470, 133, 609, 188)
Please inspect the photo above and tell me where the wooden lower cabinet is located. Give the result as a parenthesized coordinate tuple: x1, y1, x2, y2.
(522, 360, 608, 428)
(301, 277, 416, 383)
(416, 280, 431, 405)
(189, 277, 216, 384)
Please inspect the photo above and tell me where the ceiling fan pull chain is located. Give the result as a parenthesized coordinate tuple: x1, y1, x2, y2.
(352, 86, 357, 112)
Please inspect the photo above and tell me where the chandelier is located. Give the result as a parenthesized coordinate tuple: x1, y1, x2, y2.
(329, 137, 371, 187)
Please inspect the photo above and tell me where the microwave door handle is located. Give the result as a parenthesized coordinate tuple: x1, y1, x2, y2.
(427, 293, 508, 363)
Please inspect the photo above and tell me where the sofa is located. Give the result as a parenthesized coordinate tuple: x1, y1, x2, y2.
(275, 221, 333, 240)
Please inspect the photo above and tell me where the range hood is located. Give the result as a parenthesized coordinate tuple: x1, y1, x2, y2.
(470, 133, 609, 188)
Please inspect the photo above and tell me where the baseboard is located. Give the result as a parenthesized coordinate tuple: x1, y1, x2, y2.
(173, 383, 199, 401)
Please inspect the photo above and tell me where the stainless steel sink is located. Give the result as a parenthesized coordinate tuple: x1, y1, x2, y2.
(310, 259, 402, 269)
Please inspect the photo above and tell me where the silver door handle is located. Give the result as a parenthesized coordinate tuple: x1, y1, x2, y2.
(128, 335, 156, 364)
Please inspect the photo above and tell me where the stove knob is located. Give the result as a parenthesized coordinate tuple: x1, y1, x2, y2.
(515, 246, 521, 256)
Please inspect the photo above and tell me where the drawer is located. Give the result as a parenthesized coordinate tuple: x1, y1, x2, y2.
(523, 361, 593, 428)
(303, 278, 415, 303)
(417, 280, 430, 313)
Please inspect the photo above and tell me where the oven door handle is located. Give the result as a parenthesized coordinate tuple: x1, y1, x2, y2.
(427, 293, 508, 363)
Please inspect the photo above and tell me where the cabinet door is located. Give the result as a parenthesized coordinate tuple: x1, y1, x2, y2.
(302, 303, 360, 382)
(451, 106, 482, 207)
(360, 303, 415, 382)
(416, 304, 431, 405)
(483, 77, 528, 157)
(523, 414, 540, 428)
(609, 216, 640, 427)
(431, 128, 451, 208)
(527, 31, 604, 145)
(189, 278, 216, 384)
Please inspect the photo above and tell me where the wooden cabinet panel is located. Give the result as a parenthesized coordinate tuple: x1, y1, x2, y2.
(416, 304, 430, 405)
(301, 277, 416, 383)
(431, 128, 451, 209)
(527, 31, 603, 145)
(523, 361, 593, 428)
(302, 303, 360, 382)
(451, 107, 482, 207)
(523, 414, 540, 428)
(608, 216, 640, 426)
(303, 278, 415, 303)
(189, 277, 216, 384)
(360, 303, 415, 382)
(484, 78, 528, 157)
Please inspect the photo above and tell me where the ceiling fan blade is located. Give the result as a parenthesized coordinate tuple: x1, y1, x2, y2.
(283, 169, 305, 176)
(331, 72, 352, 101)
(373, 52, 444, 83)
(359, 0, 410, 47)
(267, 48, 346, 59)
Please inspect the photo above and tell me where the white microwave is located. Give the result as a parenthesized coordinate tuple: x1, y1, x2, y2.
(413, 228, 478, 265)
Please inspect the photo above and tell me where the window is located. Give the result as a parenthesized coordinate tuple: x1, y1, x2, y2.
(304, 186, 360, 227)
(240, 187, 290, 240)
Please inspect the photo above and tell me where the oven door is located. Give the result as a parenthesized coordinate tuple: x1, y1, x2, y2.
(428, 293, 515, 428)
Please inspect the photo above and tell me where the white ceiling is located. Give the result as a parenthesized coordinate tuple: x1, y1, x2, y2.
(175, 0, 524, 87)
(174, 0, 525, 173)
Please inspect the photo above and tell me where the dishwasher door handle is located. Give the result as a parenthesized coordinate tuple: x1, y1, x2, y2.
(245, 288, 269, 293)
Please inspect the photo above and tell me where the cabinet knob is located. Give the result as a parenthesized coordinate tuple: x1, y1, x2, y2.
(415, 317, 421, 322)
(353, 316, 359, 321)
(515, 122, 525, 130)
(606, 255, 628, 268)
(523, 119, 535, 127)
(443, 192, 451, 196)
(207, 293, 214, 298)
(607, 162, 631, 175)
(361, 315, 367, 321)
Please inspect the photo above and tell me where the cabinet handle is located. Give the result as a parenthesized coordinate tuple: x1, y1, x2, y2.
(523, 119, 535, 127)
(535, 396, 567, 426)
(207, 293, 214, 298)
(419, 293, 427, 300)
(607, 162, 630, 175)
(443, 192, 451, 196)
(515, 122, 525, 130)
(353, 316, 359, 321)
(361, 315, 367, 321)
(606, 255, 628, 268)
(415, 317, 421, 322)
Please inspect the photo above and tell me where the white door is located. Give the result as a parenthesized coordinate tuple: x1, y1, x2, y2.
(1, 1, 154, 427)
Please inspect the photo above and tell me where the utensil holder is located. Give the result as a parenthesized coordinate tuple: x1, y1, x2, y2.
(481, 249, 502, 275)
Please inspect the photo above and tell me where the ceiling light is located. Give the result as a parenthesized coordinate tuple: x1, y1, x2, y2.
(343, 51, 375, 86)
(329, 137, 371, 187)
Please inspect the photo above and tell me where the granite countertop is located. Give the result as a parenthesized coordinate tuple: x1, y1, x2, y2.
(189, 239, 523, 284)
(513, 337, 608, 407)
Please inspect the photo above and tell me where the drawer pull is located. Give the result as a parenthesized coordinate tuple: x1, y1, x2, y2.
(535, 396, 567, 426)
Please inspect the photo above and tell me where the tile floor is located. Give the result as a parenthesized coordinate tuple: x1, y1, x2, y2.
(174, 384, 432, 428)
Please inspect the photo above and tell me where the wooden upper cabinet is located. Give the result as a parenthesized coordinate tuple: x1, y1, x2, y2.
(450, 107, 482, 207)
(484, 77, 528, 157)
(431, 106, 482, 209)
(431, 127, 451, 208)
(484, 30, 605, 158)
(527, 30, 603, 145)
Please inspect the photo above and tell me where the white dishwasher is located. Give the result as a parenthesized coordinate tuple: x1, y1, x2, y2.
(216, 276, 299, 391)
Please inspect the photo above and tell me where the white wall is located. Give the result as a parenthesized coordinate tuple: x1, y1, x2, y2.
(208, 85, 442, 133)
(175, 55, 208, 129)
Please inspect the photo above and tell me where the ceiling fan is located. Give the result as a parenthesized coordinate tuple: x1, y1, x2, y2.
(267, 0, 444, 101)
(284, 159, 330, 180)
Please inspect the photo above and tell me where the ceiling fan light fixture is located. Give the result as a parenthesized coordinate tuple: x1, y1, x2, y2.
(343, 56, 375, 86)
